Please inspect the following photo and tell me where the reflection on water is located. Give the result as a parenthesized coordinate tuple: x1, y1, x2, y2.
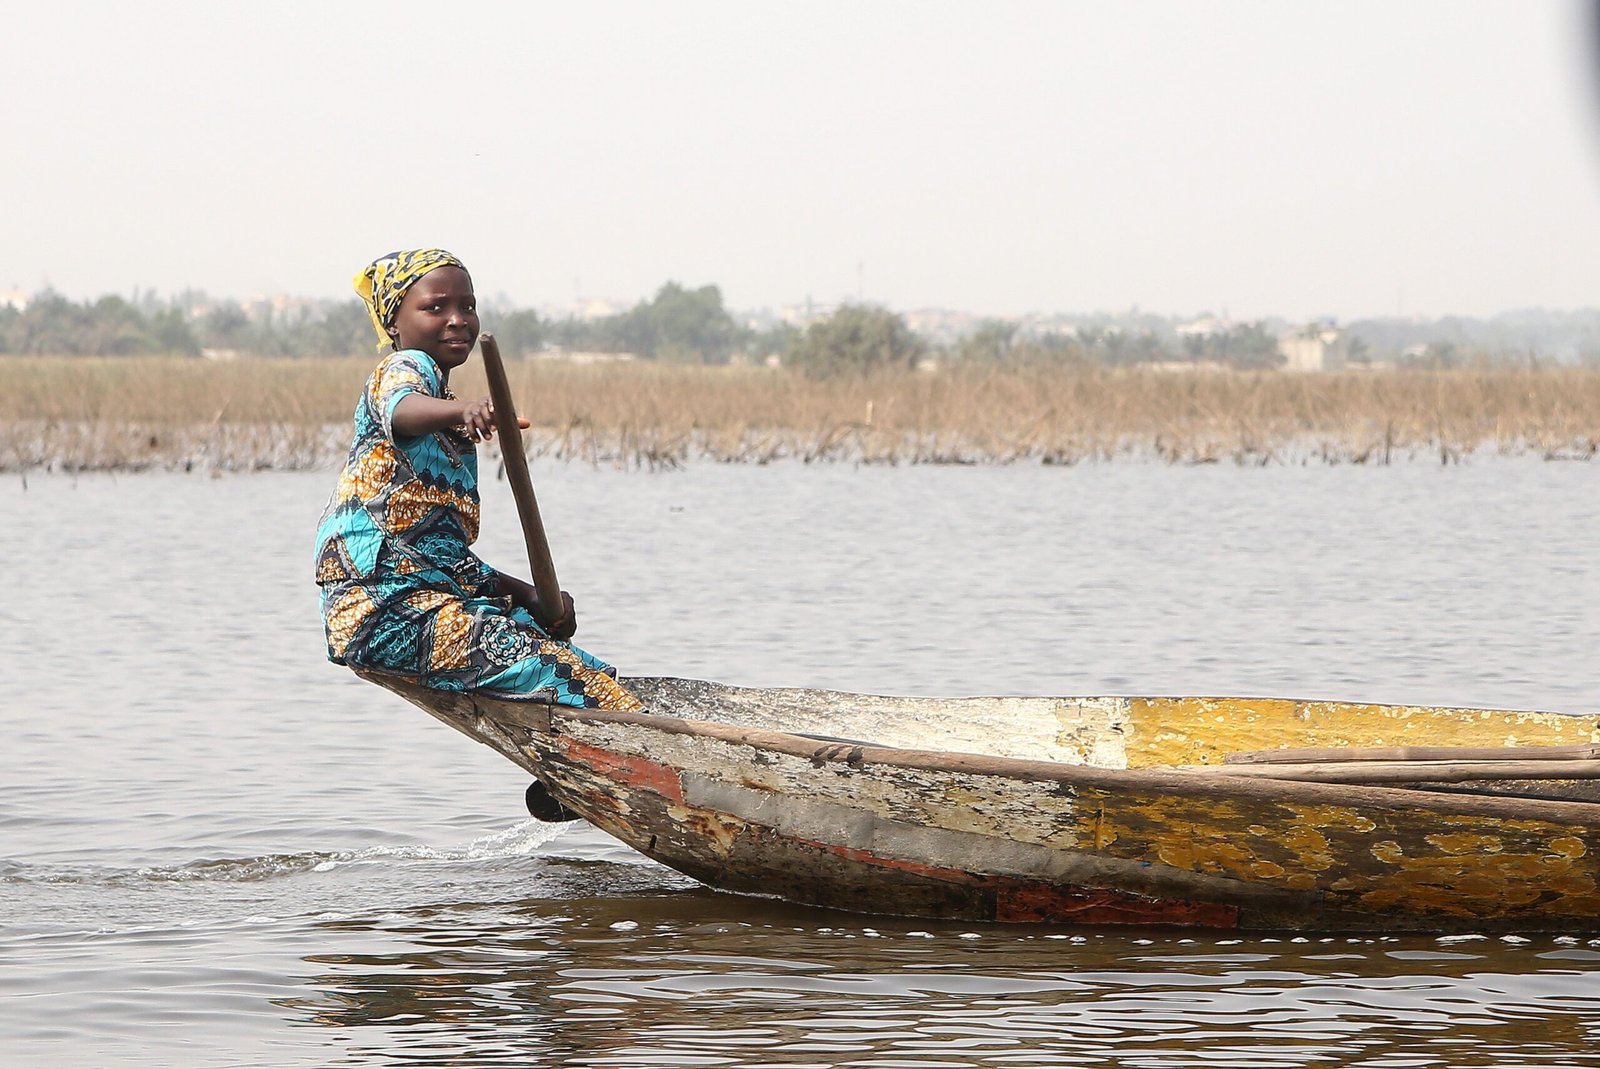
(287, 894, 1600, 1068)
(2, 461, 1598, 1066)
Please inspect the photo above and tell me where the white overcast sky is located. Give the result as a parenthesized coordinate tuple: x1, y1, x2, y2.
(6, 1, 1600, 321)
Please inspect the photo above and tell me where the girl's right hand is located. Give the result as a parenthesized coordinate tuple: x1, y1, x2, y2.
(546, 591, 578, 641)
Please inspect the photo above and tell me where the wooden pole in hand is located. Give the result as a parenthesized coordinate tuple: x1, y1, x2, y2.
(478, 333, 564, 629)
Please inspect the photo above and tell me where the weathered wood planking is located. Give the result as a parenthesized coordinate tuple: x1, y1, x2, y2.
(357, 670, 1600, 932)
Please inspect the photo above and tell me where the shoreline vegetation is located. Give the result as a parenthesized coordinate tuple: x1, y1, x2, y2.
(2, 357, 1598, 473)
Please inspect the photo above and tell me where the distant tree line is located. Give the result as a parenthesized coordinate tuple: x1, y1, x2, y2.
(0, 283, 787, 364)
(0, 291, 374, 358)
(947, 318, 1284, 370)
(4, 284, 1598, 375)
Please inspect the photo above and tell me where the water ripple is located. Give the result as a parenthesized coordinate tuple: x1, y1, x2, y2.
(1, 820, 580, 888)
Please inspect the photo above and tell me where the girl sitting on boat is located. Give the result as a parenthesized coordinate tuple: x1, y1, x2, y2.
(314, 248, 641, 711)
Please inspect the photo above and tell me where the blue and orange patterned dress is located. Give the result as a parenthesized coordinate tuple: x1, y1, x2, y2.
(314, 349, 641, 710)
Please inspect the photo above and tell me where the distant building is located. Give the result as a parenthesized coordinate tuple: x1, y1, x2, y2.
(777, 300, 835, 328)
(0, 288, 28, 312)
(903, 307, 977, 346)
(569, 297, 626, 321)
(1176, 315, 1234, 340)
(1280, 323, 1347, 372)
(1019, 314, 1079, 338)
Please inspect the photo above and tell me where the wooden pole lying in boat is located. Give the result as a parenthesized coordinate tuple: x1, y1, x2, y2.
(1226, 743, 1600, 765)
(1182, 758, 1600, 785)
(479, 333, 565, 629)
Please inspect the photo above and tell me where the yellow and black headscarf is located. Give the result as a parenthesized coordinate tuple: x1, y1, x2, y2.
(354, 248, 467, 348)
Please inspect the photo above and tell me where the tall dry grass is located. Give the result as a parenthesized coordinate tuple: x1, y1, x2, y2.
(2, 356, 1598, 472)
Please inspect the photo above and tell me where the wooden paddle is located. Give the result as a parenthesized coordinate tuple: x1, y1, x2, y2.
(1181, 758, 1600, 785)
(1225, 743, 1600, 765)
(478, 333, 565, 630)
(1180, 743, 1600, 802)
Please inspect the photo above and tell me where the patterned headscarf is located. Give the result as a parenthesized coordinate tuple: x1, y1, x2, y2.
(353, 248, 467, 348)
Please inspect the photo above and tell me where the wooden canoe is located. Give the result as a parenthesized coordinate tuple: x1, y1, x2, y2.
(360, 671, 1600, 933)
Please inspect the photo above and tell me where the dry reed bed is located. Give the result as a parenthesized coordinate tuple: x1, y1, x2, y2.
(2, 357, 1598, 472)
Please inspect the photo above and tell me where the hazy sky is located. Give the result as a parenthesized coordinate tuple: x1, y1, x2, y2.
(6, 1, 1600, 321)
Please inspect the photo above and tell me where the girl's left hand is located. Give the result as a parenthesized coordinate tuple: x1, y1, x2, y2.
(461, 398, 533, 442)
(460, 397, 496, 441)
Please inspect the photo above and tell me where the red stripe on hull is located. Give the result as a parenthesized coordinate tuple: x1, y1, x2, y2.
(558, 739, 686, 804)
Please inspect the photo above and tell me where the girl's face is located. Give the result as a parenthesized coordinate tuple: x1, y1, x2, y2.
(389, 266, 479, 369)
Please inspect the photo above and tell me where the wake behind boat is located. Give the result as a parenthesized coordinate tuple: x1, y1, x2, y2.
(360, 671, 1600, 934)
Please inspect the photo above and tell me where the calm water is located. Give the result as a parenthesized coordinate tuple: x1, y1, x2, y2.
(3, 457, 1598, 1067)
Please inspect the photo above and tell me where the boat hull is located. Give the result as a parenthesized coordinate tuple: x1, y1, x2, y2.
(361, 672, 1600, 933)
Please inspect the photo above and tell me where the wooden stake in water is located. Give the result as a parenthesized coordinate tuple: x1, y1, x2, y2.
(478, 333, 564, 629)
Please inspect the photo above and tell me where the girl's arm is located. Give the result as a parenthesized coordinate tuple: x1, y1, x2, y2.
(392, 394, 532, 441)
(392, 393, 496, 440)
